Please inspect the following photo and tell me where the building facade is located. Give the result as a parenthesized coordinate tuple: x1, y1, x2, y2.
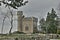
(17, 11, 38, 33)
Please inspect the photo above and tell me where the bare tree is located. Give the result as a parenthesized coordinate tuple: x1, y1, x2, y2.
(0, 0, 28, 34)
(1, 11, 10, 34)
(8, 7, 13, 34)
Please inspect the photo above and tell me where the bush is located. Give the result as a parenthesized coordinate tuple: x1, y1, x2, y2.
(57, 30, 60, 34)
(12, 31, 25, 34)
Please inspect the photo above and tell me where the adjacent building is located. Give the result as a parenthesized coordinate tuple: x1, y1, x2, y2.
(17, 11, 38, 33)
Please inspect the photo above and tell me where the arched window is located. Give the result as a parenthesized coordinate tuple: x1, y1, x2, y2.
(25, 26, 29, 31)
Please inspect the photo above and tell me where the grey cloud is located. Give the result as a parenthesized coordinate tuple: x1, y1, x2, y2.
(18, 0, 60, 18)
(0, 0, 60, 33)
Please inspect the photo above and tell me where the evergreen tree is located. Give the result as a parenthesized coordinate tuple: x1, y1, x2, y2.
(40, 8, 58, 34)
(46, 8, 58, 33)
(39, 18, 46, 33)
(0, 0, 28, 9)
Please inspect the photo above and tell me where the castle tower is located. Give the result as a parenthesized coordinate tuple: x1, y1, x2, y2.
(17, 11, 23, 32)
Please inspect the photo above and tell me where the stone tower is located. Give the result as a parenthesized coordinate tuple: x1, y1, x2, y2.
(17, 11, 38, 33)
(17, 11, 23, 32)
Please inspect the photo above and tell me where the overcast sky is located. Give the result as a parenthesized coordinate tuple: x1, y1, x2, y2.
(0, 0, 60, 34)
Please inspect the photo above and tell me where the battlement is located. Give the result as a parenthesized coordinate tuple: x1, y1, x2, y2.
(17, 11, 23, 15)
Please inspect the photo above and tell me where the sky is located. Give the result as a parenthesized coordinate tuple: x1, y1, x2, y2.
(0, 0, 60, 34)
